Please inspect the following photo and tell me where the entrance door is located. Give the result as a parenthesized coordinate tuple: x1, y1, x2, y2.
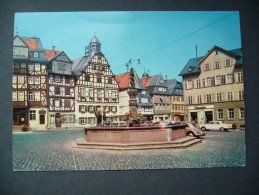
(190, 112, 197, 123)
(50, 114, 55, 124)
(205, 111, 213, 123)
(55, 113, 61, 128)
(40, 115, 45, 124)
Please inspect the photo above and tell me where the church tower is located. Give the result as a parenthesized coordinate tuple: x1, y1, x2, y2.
(89, 35, 101, 53)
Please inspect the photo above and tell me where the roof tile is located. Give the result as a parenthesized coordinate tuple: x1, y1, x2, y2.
(44, 49, 61, 62)
(21, 38, 38, 50)
(140, 77, 151, 87)
(115, 73, 130, 89)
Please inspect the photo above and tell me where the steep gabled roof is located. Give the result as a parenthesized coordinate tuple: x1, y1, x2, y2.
(44, 49, 61, 62)
(115, 72, 130, 89)
(179, 46, 242, 76)
(141, 76, 151, 87)
(199, 45, 241, 64)
(166, 79, 183, 96)
(71, 52, 95, 75)
(49, 51, 72, 64)
(141, 74, 170, 95)
(143, 74, 167, 87)
(115, 71, 146, 90)
(178, 57, 203, 76)
(21, 38, 38, 50)
(13, 36, 28, 47)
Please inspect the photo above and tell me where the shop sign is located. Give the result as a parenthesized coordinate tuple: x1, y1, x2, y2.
(188, 105, 214, 110)
(194, 106, 206, 109)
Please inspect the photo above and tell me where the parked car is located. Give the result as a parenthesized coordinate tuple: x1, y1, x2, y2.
(111, 121, 128, 127)
(153, 120, 179, 125)
(182, 122, 205, 138)
(200, 121, 232, 131)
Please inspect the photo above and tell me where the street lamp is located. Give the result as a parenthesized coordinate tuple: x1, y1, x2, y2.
(125, 58, 141, 72)
(100, 106, 104, 126)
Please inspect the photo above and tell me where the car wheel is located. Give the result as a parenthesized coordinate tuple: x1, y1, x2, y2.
(219, 127, 224, 131)
(187, 132, 195, 137)
(201, 126, 206, 131)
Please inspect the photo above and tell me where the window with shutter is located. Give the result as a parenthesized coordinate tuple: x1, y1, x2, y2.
(65, 76, 70, 84)
(97, 76, 102, 83)
(55, 87, 60, 95)
(108, 77, 112, 84)
(65, 88, 70, 95)
(85, 74, 90, 81)
(65, 100, 70, 108)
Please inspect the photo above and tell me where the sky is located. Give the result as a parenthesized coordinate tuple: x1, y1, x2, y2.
(14, 11, 242, 81)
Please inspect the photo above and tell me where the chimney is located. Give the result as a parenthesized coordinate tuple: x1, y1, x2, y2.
(52, 46, 56, 55)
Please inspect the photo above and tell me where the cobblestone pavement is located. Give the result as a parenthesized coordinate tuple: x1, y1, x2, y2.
(13, 130, 246, 171)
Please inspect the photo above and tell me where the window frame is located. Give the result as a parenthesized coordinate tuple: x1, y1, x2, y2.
(28, 91, 34, 101)
(29, 110, 36, 120)
(239, 108, 245, 119)
(217, 109, 223, 120)
(228, 108, 235, 120)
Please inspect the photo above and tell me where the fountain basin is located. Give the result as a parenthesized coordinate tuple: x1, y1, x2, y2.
(84, 124, 187, 144)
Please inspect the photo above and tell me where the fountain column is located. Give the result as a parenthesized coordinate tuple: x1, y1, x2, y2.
(127, 68, 138, 115)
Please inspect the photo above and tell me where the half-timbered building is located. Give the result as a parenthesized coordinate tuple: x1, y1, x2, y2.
(21, 36, 48, 129)
(12, 36, 29, 127)
(115, 70, 153, 121)
(141, 74, 171, 122)
(72, 35, 120, 126)
(46, 49, 76, 128)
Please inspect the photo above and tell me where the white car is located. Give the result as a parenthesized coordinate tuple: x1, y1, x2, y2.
(200, 121, 232, 131)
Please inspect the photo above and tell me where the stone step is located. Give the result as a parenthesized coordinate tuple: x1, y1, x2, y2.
(13, 126, 22, 131)
(73, 137, 202, 150)
(76, 137, 196, 147)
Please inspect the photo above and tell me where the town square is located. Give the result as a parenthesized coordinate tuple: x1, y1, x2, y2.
(12, 11, 245, 171)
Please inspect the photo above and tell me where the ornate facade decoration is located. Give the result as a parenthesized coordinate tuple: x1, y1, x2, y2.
(115, 69, 153, 121)
(72, 35, 120, 126)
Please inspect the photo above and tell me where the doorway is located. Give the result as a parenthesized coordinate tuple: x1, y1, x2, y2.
(205, 111, 213, 123)
(55, 113, 61, 128)
(40, 115, 45, 124)
(190, 112, 197, 123)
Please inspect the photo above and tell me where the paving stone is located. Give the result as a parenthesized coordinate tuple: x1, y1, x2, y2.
(13, 130, 246, 171)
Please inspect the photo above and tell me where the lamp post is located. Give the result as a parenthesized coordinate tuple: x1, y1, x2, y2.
(100, 106, 104, 126)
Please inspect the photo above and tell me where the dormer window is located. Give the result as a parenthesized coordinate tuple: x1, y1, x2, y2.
(188, 66, 193, 72)
(55, 75, 61, 82)
(160, 80, 164, 84)
(34, 52, 38, 58)
(158, 87, 166, 92)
